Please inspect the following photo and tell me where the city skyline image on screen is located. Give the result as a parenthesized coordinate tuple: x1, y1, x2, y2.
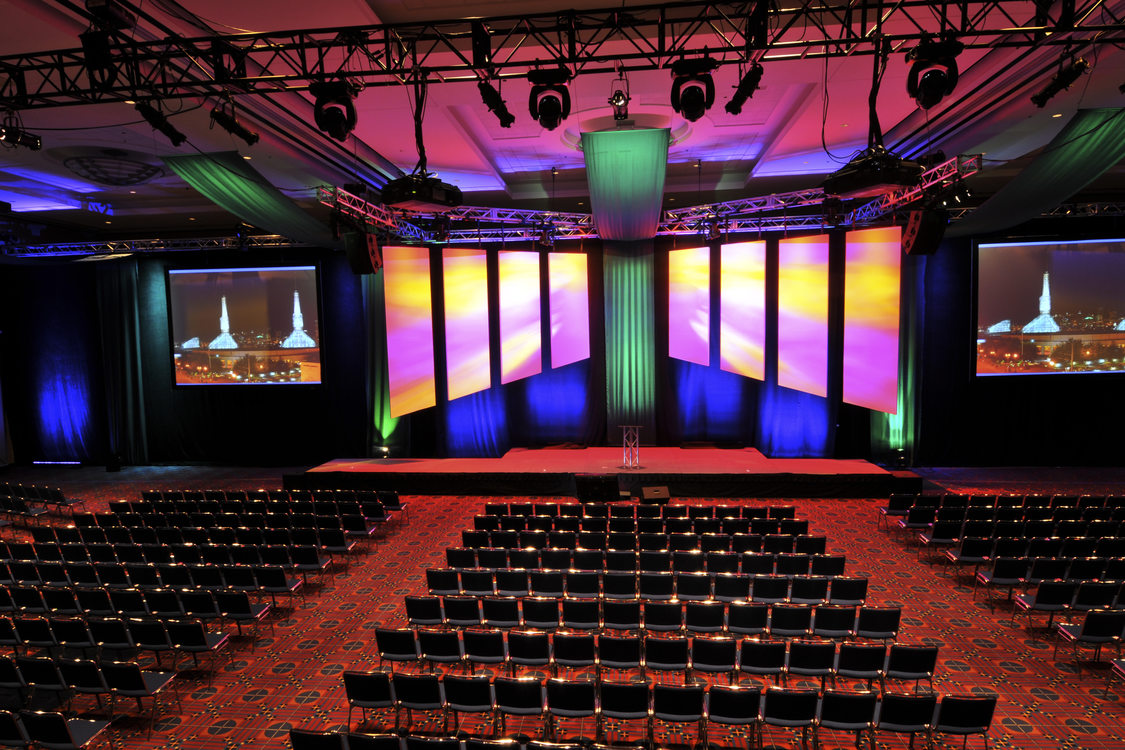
(977, 238, 1125, 376)
(168, 266, 321, 385)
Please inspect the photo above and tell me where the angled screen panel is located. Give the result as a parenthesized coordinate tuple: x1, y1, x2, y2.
(548, 252, 590, 368)
(443, 248, 491, 401)
(719, 241, 766, 381)
(844, 227, 901, 413)
(668, 245, 711, 366)
(383, 246, 436, 417)
(499, 251, 543, 384)
(778, 235, 830, 398)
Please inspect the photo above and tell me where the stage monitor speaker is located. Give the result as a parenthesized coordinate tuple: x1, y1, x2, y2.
(343, 231, 383, 274)
(641, 486, 670, 504)
(902, 208, 948, 255)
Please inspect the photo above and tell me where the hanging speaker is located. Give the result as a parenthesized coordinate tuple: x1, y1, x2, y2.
(902, 208, 948, 255)
(343, 231, 383, 274)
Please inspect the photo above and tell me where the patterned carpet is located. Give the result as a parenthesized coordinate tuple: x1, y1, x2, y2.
(1, 464, 1124, 749)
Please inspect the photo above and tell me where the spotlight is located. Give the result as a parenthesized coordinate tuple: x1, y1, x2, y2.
(478, 80, 515, 128)
(609, 69, 630, 121)
(528, 68, 572, 131)
(79, 29, 117, 90)
(906, 36, 963, 109)
(85, 0, 135, 30)
(1031, 56, 1091, 108)
(135, 100, 186, 146)
(0, 124, 42, 151)
(725, 62, 763, 115)
(670, 57, 719, 122)
(310, 81, 357, 141)
(537, 221, 556, 248)
(210, 101, 259, 146)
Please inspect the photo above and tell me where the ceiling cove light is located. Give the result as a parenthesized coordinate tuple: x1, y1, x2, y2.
(135, 100, 186, 146)
(670, 57, 719, 122)
(310, 81, 358, 141)
(725, 62, 764, 116)
(528, 67, 572, 131)
(905, 35, 964, 110)
(478, 79, 515, 128)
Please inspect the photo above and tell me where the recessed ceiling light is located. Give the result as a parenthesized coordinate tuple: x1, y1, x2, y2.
(1051, 113, 1063, 118)
(129, 190, 136, 194)
(188, 217, 196, 221)
(104, 220, 111, 224)
(242, 155, 252, 160)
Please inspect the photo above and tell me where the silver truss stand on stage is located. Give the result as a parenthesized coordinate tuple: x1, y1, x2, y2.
(621, 425, 642, 470)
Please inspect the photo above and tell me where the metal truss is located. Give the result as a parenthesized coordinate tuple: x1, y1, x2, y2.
(2, 1, 1121, 108)
(848, 153, 983, 223)
(2, 234, 297, 258)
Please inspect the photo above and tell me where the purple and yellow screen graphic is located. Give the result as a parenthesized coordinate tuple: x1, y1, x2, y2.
(499, 251, 543, 384)
(443, 248, 491, 401)
(843, 227, 901, 413)
(719, 241, 766, 381)
(778, 235, 830, 398)
(668, 246, 711, 366)
(549, 253, 590, 368)
(383, 246, 436, 417)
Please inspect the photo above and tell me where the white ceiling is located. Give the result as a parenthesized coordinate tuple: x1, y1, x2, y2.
(1, 0, 1123, 245)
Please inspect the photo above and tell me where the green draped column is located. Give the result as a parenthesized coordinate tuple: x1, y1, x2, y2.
(604, 241, 656, 444)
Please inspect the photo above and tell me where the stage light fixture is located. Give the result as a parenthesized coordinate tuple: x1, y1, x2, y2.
(906, 36, 964, 110)
(609, 68, 630, 121)
(725, 62, 763, 115)
(310, 81, 358, 141)
(1031, 56, 1091, 108)
(135, 100, 186, 146)
(210, 99, 259, 146)
(0, 124, 42, 151)
(478, 80, 515, 128)
(85, 0, 134, 30)
(670, 57, 719, 122)
(528, 68, 572, 131)
(79, 29, 117, 91)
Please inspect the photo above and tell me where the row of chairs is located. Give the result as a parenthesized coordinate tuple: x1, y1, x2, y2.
(371, 630, 931, 689)
(972, 556, 1125, 611)
(482, 502, 797, 520)
(900, 513, 1125, 543)
(0, 482, 84, 510)
(75, 510, 382, 534)
(398, 599, 900, 639)
(882, 493, 1125, 529)
(322, 676, 994, 750)
(1015, 580, 1125, 633)
(0, 709, 111, 750)
(0, 496, 48, 526)
(139, 486, 400, 504)
(1, 582, 279, 623)
(458, 529, 827, 554)
(472, 515, 808, 537)
(944, 536, 1125, 575)
(16, 523, 362, 554)
(445, 548, 842, 575)
(426, 568, 866, 603)
(4, 541, 334, 574)
(105, 501, 395, 525)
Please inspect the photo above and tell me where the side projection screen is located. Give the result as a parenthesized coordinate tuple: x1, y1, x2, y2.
(977, 238, 1125, 376)
(168, 266, 321, 385)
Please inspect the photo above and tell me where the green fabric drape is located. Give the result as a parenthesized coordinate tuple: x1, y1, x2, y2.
(364, 272, 402, 452)
(582, 129, 670, 241)
(948, 108, 1125, 238)
(165, 152, 339, 249)
(871, 253, 923, 463)
(604, 241, 657, 443)
(96, 260, 149, 465)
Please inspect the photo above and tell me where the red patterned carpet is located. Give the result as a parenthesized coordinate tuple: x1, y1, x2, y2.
(1, 465, 1124, 749)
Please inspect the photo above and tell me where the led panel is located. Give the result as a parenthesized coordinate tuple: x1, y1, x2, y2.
(499, 251, 543, 384)
(719, 241, 766, 381)
(668, 246, 711, 366)
(778, 235, 830, 398)
(549, 252, 590, 368)
(843, 227, 901, 413)
(443, 248, 491, 401)
(383, 246, 436, 417)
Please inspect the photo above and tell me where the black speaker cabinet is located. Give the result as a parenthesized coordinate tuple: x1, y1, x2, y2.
(641, 486, 671, 504)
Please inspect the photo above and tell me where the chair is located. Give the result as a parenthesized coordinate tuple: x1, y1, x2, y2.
(975, 557, 1029, 612)
(343, 671, 394, 729)
(215, 591, 272, 638)
(932, 694, 998, 750)
(418, 629, 465, 672)
(545, 678, 597, 741)
(644, 636, 689, 682)
(691, 637, 738, 684)
(827, 577, 869, 607)
(883, 644, 938, 694)
(18, 711, 111, 750)
(768, 604, 813, 639)
(560, 599, 600, 631)
(750, 575, 789, 604)
(811, 604, 857, 640)
(705, 683, 761, 745)
(289, 728, 346, 750)
(874, 692, 937, 750)
(738, 639, 786, 685)
(405, 596, 445, 628)
(598, 681, 649, 743)
(442, 673, 495, 734)
(0, 710, 31, 749)
(127, 619, 174, 668)
(552, 632, 596, 677)
(784, 640, 836, 690)
(492, 676, 545, 736)
(463, 629, 507, 672)
(596, 634, 643, 681)
(1053, 609, 1125, 677)
(521, 598, 560, 630)
(684, 601, 726, 635)
(650, 684, 705, 748)
(482, 597, 522, 630)
(15, 656, 68, 712)
(1013, 580, 1077, 636)
(375, 628, 419, 672)
(835, 643, 886, 691)
(347, 733, 402, 750)
(601, 600, 641, 633)
(443, 596, 483, 629)
(760, 686, 818, 750)
(100, 660, 180, 738)
(788, 576, 829, 606)
(855, 606, 901, 642)
(816, 689, 878, 750)
(728, 602, 768, 637)
(166, 620, 230, 677)
(529, 571, 565, 599)
(391, 672, 444, 732)
(507, 630, 552, 675)
(642, 601, 683, 634)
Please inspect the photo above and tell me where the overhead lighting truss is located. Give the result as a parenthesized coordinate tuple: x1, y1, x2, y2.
(2, 234, 296, 258)
(1, 1, 1121, 108)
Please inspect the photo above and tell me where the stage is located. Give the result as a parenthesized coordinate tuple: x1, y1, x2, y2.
(284, 447, 921, 498)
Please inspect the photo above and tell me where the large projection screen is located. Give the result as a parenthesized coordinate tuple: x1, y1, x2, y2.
(778, 235, 830, 398)
(383, 246, 437, 417)
(668, 246, 711, 366)
(499, 251, 543, 384)
(719, 241, 766, 381)
(549, 252, 591, 368)
(443, 248, 492, 401)
(843, 227, 901, 413)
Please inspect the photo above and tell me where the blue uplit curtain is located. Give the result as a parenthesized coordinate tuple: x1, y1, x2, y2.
(668, 360, 754, 443)
(445, 389, 511, 457)
(165, 152, 339, 248)
(948, 108, 1125, 238)
(756, 386, 832, 457)
(520, 362, 594, 445)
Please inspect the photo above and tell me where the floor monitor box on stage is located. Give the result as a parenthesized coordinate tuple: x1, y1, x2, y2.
(641, 486, 670, 504)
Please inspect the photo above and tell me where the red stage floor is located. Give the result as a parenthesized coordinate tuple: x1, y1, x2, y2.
(308, 447, 890, 476)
